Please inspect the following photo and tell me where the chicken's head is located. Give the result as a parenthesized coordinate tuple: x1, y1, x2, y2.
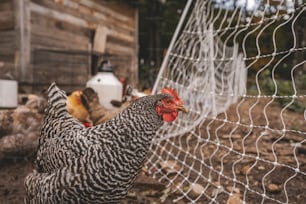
(156, 88, 187, 122)
(69, 91, 82, 104)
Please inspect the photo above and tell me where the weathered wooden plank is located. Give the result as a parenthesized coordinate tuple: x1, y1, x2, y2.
(0, 1, 13, 12)
(33, 62, 89, 70)
(0, 45, 15, 53)
(33, 63, 88, 73)
(0, 30, 15, 40)
(105, 41, 135, 55)
(131, 8, 138, 86)
(0, 55, 15, 63)
(31, 13, 92, 51)
(104, 26, 135, 44)
(91, 8, 134, 31)
(0, 61, 15, 70)
(91, 10, 136, 44)
(0, 10, 13, 18)
(33, 66, 88, 85)
(0, 41, 16, 50)
(14, 0, 32, 83)
(107, 35, 135, 48)
(0, 10, 14, 30)
(30, 1, 90, 28)
(0, 32, 16, 62)
(33, 64, 88, 74)
(0, 43, 16, 63)
(31, 34, 90, 51)
(0, 31, 15, 55)
(29, 0, 137, 59)
(31, 23, 90, 45)
(61, 0, 135, 28)
(93, 25, 107, 53)
(32, 51, 89, 66)
(32, 59, 89, 68)
(31, 50, 90, 71)
(31, 0, 135, 33)
(0, 0, 13, 5)
(31, 12, 92, 38)
(78, 0, 134, 24)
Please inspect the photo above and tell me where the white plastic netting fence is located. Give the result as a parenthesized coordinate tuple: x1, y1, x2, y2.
(146, 0, 306, 203)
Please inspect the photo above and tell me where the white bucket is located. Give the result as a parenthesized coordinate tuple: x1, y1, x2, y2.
(0, 79, 18, 108)
(86, 72, 122, 109)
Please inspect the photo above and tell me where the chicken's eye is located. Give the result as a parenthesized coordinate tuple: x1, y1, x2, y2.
(165, 100, 172, 104)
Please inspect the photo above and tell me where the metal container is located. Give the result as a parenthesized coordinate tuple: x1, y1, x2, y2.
(86, 61, 122, 109)
(0, 79, 18, 108)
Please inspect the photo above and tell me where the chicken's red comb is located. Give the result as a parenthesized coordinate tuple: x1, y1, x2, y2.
(161, 87, 178, 97)
(160, 87, 183, 105)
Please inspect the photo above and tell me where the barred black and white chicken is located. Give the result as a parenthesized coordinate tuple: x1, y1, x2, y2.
(24, 82, 187, 203)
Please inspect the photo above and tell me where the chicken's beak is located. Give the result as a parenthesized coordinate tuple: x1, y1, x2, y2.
(177, 105, 188, 113)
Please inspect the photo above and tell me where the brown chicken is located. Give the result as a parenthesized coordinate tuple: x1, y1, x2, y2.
(81, 87, 131, 125)
(66, 90, 91, 127)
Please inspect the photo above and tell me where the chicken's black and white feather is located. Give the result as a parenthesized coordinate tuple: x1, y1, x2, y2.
(25, 82, 173, 204)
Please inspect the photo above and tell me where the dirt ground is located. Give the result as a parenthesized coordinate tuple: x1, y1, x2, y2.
(0, 158, 34, 204)
(0, 98, 306, 203)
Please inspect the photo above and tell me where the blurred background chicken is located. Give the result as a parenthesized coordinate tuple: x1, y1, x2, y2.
(66, 90, 91, 127)
(80, 85, 152, 125)
(80, 87, 131, 125)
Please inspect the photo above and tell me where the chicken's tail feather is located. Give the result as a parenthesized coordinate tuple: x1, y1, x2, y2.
(46, 82, 68, 117)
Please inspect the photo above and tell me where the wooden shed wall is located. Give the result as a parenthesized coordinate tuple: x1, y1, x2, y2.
(0, 0, 138, 93)
(0, 0, 16, 79)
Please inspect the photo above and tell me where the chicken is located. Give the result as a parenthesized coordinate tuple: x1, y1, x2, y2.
(81, 87, 131, 125)
(81, 86, 153, 125)
(66, 90, 91, 127)
(24, 82, 187, 203)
